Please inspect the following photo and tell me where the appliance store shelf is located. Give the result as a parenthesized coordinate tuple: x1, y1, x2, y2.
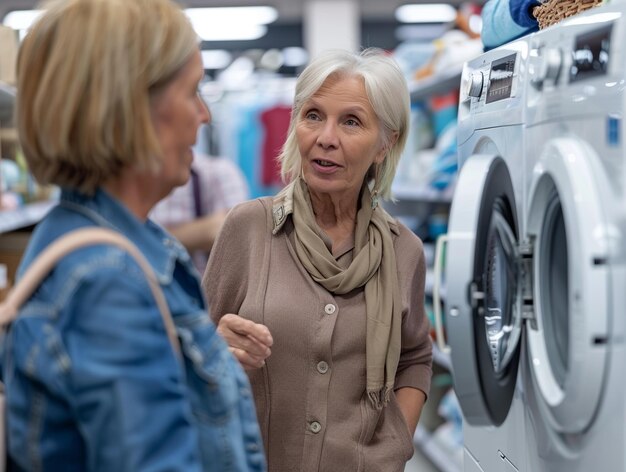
(0, 199, 56, 234)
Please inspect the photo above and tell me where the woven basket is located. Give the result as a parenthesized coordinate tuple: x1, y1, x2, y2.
(533, 0, 603, 29)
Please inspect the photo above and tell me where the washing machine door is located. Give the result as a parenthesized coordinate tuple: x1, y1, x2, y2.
(526, 137, 610, 434)
(446, 154, 523, 427)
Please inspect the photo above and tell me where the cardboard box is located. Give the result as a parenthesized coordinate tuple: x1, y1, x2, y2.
(0, 231, 31, 301)
(0, 26, 19, 86)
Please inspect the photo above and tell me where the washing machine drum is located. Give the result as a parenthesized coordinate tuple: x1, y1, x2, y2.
(446, 143, 611, 433)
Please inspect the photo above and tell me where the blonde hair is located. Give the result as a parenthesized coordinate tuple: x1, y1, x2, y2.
(278, 48, 410, 199)
(17, 0, 199, 194)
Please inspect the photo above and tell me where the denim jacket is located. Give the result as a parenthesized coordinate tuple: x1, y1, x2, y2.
(2, 189, 266, 472)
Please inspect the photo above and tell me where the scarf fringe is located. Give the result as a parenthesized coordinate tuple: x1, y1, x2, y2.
(367, 385, 393, 410)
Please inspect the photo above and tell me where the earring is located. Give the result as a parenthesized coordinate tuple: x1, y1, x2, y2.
(371, 164, 381, 209)
(371, 189, 379, 209)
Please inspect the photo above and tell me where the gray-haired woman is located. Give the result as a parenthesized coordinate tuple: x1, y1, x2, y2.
(203, 48, 433, 472)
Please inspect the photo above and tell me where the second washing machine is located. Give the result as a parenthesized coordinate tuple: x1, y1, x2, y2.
(441, 3, 626, 471)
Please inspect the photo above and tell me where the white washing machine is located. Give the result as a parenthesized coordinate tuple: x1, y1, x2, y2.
(523, 3, 626, 471)
(440, 3, 626, 472)
(438, 38, 532, 472)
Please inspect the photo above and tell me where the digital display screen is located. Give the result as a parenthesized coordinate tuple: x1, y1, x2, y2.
(486, 54, 516, 104)
(570, 24, 612, 83)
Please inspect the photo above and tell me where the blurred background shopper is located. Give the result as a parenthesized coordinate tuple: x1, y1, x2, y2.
(151, 151, 250, 273)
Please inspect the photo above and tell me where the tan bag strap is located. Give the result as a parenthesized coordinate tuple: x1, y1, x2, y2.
(0, 227, 181, 359)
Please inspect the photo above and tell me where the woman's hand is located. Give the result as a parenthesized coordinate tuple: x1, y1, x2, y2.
(395, 387, 427, 436)
(217, 314, 273, 371)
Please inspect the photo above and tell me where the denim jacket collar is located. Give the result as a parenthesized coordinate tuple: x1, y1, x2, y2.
(59, 188, 190, 284)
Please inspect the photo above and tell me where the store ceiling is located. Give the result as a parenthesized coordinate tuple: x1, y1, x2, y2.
(0, 0, 487, 55)
(0, 0, 486, 22)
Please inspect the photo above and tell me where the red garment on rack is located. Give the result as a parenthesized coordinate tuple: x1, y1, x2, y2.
(260, 105, 291, 186)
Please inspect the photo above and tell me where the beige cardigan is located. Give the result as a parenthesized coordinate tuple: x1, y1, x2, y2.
(203, 197, 433, 472)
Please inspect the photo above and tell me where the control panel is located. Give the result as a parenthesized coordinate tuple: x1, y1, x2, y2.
(461, 52, 518, 105)
(486, 53, 517, 103)
(569, 23, 612, 83)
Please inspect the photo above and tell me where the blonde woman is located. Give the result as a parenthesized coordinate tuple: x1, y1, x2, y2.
(203, 49, 432, 472)
(3, 0, 266, 470)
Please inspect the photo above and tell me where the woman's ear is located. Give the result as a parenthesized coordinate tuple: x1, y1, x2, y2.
(375, 131, 399, 164)
(388, 131, 399, 149)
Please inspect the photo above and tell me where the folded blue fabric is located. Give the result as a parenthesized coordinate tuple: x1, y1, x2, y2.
(481, 0, 540, 49)
(510, 0, 541, 27)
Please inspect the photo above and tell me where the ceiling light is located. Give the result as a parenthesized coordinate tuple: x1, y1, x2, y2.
(194, 23, 268, 41)
(185, 7, 278, 25)
(3, 9, 43, 32)
(395, 4, 457, 23)
(201, 50, 232, 70)
(4, 7, 279, 42)
(185, 7, 277, 41)
(282, 47, 309, 67)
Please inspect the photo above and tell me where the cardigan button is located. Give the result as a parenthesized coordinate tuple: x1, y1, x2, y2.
(324, 304, 336, 315)
(309, 421, 322, 434)
(316, 361, 329, 374)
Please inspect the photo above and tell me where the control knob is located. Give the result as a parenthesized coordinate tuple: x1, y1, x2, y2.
(531, 48, 562, 88)
(466, 71, 484, 98)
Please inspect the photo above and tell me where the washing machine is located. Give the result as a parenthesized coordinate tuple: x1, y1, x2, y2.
(439, 3, 626, 472)
(522, 3, 626, 470)
(435, 37, 532, 472)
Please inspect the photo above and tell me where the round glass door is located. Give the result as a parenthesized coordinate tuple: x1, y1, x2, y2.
(446, 155, 523, 427)
(526, 137, 610, 434)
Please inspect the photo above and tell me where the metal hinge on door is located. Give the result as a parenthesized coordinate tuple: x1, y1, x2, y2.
(519, 240, 536, 330)
(468, 281, 485, 316)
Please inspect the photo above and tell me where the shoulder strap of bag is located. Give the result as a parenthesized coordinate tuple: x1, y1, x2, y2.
(190, 167, 203, 218)
(0, 227, 181, 359)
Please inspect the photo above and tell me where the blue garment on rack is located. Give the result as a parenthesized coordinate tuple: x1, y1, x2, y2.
(237, 103, 265, 199)
(237, 102, 284, 199)
(481, 0, 540, 50)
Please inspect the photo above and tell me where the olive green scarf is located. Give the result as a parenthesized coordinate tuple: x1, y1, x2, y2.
(289, 178, 401, 408)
